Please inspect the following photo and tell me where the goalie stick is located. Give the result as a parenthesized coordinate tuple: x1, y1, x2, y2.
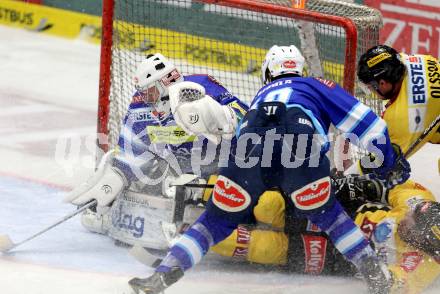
(0, 199, 97, 253)
(0, 174, 196, 253)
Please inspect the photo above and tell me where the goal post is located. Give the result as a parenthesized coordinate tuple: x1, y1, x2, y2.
(97, 0, 382, 164)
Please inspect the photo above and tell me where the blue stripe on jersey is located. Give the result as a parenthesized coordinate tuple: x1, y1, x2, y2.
(288, 104, 329, 150)
(185, 225, 212, 257)
(175, 234, 202, 268)
(350, 111, 379, 139)
(160, 231, 207, 271)
(358, 117, 387, 147)
(336, 102, 371, 133)
(345, 244, 372, 262)
(335, 101, 359, 130)
(347, 242, 375, 264)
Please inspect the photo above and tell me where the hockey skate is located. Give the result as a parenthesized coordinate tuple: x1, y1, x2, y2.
(128, 267, 184, 294)
(358, 256, 393, 294)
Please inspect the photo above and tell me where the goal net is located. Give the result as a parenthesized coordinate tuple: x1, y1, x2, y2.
(98, 0, 383, 166)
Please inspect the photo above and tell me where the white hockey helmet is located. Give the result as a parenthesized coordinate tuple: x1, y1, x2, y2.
(133, 53, 183, 104)
(261, 45, 305, 84)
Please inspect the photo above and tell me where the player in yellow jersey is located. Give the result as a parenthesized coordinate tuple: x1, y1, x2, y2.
(204, 45, 440, 292)
(348, 179, 440, 294)
(206, 177, 440, 294)
(354, 47, 440, 292)
(357, 44, 440, 157)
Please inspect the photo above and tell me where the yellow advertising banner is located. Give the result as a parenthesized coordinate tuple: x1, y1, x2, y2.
(0, 0, 266, 73)
(0, 0, 101, 41)
(113, 22, 266, 73)
(0, 0, 343, 79)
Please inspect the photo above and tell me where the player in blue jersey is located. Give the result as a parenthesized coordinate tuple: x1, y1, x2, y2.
(64, 53, 248, 249)
(128, 46, 411, 294)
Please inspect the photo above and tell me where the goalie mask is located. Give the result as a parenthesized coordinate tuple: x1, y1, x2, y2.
(261, 45, 305, 85)
(133, 53, 184, 119)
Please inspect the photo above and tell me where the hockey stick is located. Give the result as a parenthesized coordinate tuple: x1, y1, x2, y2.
(336, 114, 440, 188)
(129, 243, 163, 268)
(337, 115, 440, 199)
(0, 199, 97, 253)
(173, 173, 376, 190)
(403, 113, 440, 158)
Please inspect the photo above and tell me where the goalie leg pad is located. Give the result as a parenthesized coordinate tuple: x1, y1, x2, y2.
(63, 150, 127, 207)
(108, 191, 176, 250)
(80, 206, 111, 235)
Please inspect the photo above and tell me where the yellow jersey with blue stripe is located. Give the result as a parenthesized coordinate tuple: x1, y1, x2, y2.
(382, 53, 440, 157)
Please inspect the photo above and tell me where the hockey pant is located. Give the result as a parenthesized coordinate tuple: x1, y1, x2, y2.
(211, 190, 288, 265)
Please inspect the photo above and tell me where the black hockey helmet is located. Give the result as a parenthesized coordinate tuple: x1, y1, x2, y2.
(357, 45, 405, 85)
(412, 201, 440, 257)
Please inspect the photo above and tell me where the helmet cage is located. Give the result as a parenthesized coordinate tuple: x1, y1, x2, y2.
(135, 80, 166, 104)
(135, 68, 182, 104)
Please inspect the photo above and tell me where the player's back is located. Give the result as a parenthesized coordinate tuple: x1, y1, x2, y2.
(248, 76, 393, 162)
(250, 76, 367, 137)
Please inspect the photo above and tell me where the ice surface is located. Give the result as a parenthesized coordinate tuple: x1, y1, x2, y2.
(0, 25, 438, 294)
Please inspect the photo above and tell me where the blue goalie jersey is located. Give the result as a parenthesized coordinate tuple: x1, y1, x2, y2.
(114, 74, 248, 181)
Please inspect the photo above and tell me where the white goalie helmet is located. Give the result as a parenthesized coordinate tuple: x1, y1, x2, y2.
(261, 45, 305, 85)
(133, 53, 184, 104)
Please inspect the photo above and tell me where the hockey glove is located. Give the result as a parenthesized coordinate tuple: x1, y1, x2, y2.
(361, 143, 410, 189)
(332, 176, 366, 217)
(333, 176, 388, 204)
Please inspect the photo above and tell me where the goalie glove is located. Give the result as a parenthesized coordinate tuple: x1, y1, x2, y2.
(63, 150, 128, 207)
(169, 81, 237, 144)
